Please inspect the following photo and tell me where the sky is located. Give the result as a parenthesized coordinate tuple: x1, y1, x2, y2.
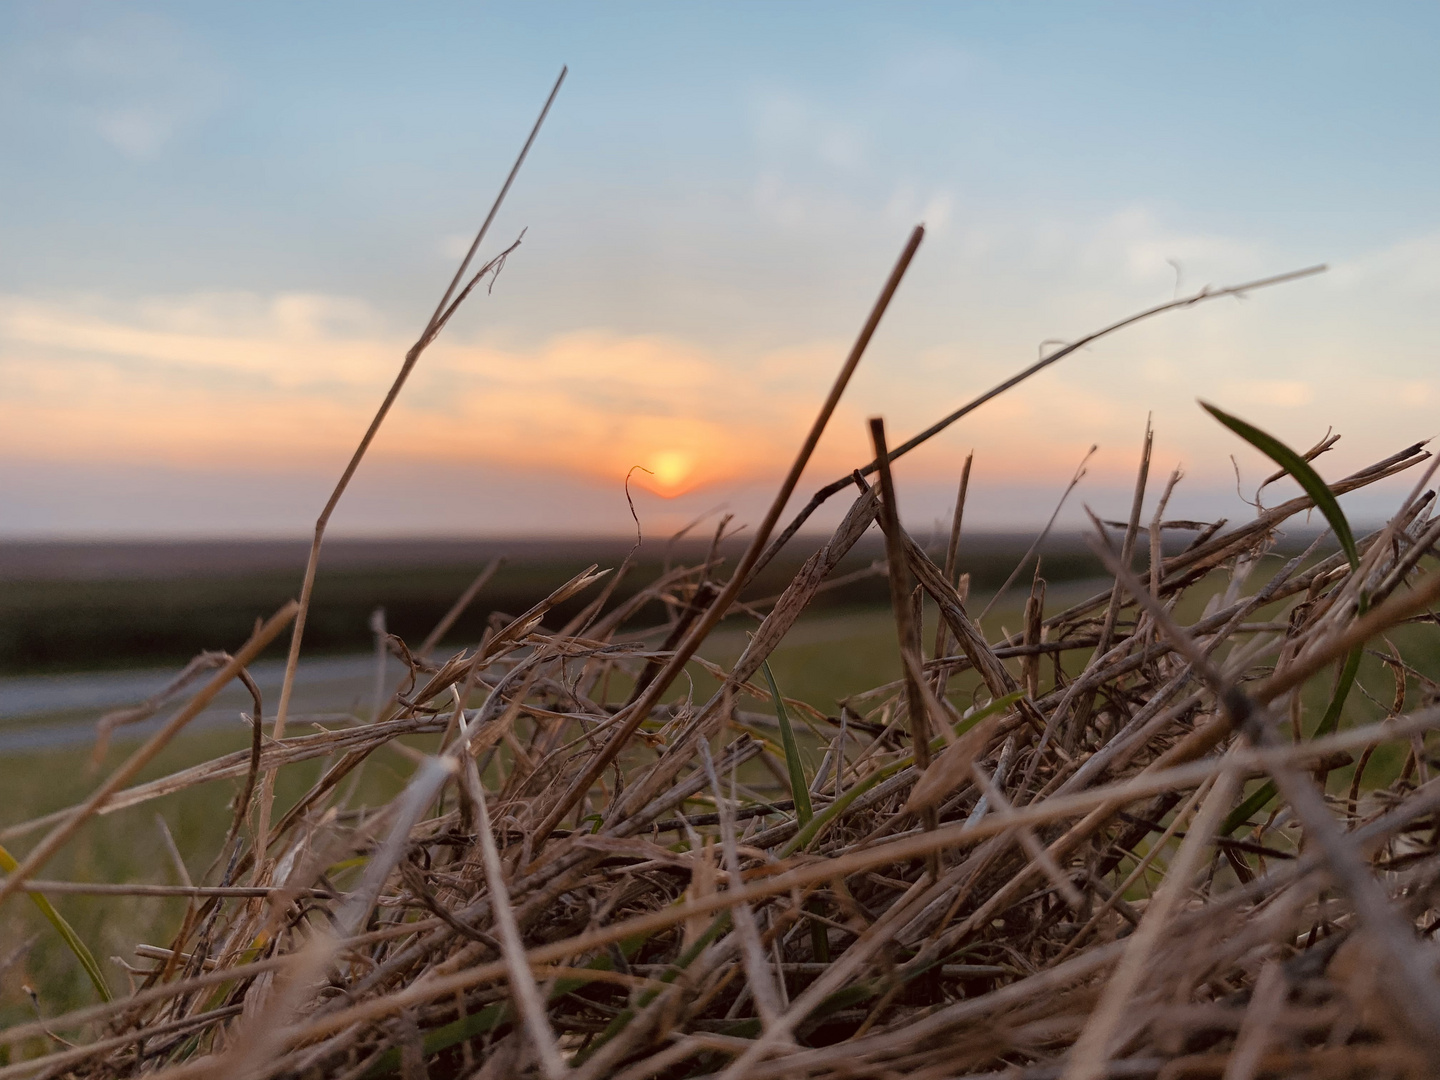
(2, 2, 1439, 539)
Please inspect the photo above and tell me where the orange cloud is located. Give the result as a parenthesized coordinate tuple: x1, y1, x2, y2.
(5, 264, 1436, 512)
(0, 297, 837, 490)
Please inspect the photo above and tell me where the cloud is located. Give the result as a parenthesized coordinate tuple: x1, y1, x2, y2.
(0, 292, 838, 495)
(883, 185, 954, 234)
(1218, 379, 1314, 408)
(3, 11, 221, 159)
(439, 232, 479, 261)
(0, 293, 395, 388)
(0, 285, 1129, 502)
(1330, 230, 1440, 297)
(747, 86, 875, 234)
(3, 212, 1438, 532)
(752, 89, 866, 172)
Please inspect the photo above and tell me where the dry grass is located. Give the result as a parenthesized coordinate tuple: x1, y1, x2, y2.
(5, 74, 1440, 1080)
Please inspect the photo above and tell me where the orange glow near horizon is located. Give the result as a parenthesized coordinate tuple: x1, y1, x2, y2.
(3, 281, 1439, 523)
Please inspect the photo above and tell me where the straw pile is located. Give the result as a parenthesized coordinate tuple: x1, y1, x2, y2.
(5, 72, 1440, 1080)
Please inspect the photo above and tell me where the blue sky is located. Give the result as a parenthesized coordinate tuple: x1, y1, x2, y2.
(3, 2, 1438, 536)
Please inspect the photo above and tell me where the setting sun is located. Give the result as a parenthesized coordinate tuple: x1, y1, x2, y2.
(646, 449, 695, 496)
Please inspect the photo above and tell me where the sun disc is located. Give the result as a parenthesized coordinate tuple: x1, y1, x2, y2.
(648, 450, 694, 494)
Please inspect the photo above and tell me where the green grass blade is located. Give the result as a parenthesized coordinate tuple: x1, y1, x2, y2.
(572, 911, 733, 1066)
(780, 691, 1022, 857)
(757, 662, 829, 959)
(366, 927, 665, 1076)
(1220, 644, 1364, 836)
(780, 768, 888, 858)
(1221, 780, 1277, 837)
(1201, 402, 1358, 570)
(1203, 403, 1364, 839)
(0, 842, 111, 1002)
(1315, 642, 1364, 739)
(762, 660, 813, 826)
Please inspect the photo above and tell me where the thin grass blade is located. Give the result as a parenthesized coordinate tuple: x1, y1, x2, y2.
(782, 691, 1022, 856)
(0, 842, 111, 1002)
(1206, 402, 1366, 837)
(762, 660, 813, 826)
(1201, 401, 1358, 569)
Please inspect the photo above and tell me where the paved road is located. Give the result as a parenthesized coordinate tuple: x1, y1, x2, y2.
(0, 654, 386, 754)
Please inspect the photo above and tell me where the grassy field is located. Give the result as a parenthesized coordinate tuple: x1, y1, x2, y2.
(5, 553, 1437, 1021)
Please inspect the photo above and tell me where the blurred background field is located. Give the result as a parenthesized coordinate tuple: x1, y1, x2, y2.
(0, 533, 1113, 675)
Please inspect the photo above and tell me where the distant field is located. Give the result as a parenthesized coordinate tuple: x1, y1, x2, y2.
(0, 533, 1115, 674)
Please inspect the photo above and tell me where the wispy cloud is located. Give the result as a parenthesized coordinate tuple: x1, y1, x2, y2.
(5, 219, 1438, 511)
(0, 293, 834, 496)
(3, 11, 221, 158)
(751, 88, 869, 173)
